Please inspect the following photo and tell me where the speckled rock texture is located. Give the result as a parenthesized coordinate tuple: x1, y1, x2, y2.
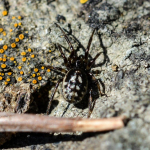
(1, 0, 150, 149)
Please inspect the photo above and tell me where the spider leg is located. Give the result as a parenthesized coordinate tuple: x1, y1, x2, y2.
(44, 65, 68, 74)
(86, 52, 102, 70)
(46, 78, 63, 115)
(89, 72, 105, 96)
(85, 28, 96, 66)
(87, 89, 94, 118)
(55, 23, 75, 53)
(57, 43, 71, 68)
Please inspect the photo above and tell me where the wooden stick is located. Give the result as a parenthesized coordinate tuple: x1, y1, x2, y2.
(0, 113, 125, 132)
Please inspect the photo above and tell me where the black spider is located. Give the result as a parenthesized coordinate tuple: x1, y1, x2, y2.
(45, 23, 104, 117)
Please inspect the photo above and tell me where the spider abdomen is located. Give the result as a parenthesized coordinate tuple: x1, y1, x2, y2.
(62, 68, 88, 103)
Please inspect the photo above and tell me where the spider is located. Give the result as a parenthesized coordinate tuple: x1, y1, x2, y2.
(45, 23, 104, 118)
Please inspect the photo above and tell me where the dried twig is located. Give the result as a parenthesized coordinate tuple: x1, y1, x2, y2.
(0, 113, 125, 132)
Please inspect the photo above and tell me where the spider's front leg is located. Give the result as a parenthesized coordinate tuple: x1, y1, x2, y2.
(46, 78, 63, 115)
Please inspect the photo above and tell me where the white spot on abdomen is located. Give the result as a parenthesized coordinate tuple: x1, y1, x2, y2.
(78, 76, 82, 83)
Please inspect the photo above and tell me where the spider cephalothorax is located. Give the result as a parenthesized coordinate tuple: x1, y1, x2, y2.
(45, 23, 104, 117)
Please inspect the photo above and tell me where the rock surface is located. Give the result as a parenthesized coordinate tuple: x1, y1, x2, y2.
(0, 0, 150, 149)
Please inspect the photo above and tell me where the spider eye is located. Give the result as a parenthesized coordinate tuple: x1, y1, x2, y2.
(76, 60, 81, 68)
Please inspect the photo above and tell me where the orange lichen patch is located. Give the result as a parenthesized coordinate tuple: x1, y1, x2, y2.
(15, 38, 19, 42)
(18, 16, 21, 19)
(20, 71, 24, 75)
(22, 57, 26, 62)
(38, 76, 42, 80)
(0, 28, 3, 32)
(2, 31, 6, 36)
(1, 64, 6, 68)
(19, 34, 24, 40)
(0, 38, 2, 41)
(32, 74, 36, 77)
(41, 66, 45, 70)
(80, 0, 88, 4)
(1, 73, 4, 76)
(49, 50, 52, 53)
(21, 52, 26, 56)
(3, 45, 7, 50)
(18, 77, 22, 81)
(10, 29, 13, 32)
(0, 57, 2, 61)
(37, 73, 40, 76)
(12, 16, 16, 19)
(6, 78, 10, 82)
(3, 54, 7, 58)
(4, 81, 8, 85)
(18, 66, 22, 69)
(28, 48, 32, 52)
(18, 22, 22, 26)
(14, 23, 18, 28)
(11, 43, 16, 48)
(0, 49, 4, 53)
(34, 68, 38, 72)
(32, 79, 37, 84)
(3, 58, 6, 62)
(0, 76, 2, 80)
(8, 72, 12, 75)
(47, 69, 51, 72)
(31, 54, 35, 58)
(2, 10, 8, 16)
(10, 57, 15, 61)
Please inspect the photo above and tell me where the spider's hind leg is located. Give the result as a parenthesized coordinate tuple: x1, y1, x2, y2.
(46, 78, 63, 115)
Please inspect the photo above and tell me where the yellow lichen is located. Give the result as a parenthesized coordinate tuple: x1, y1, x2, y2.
(34, 68, 38, 72)
(6, 78, 10, 82)
(20, 71, 24, 75)
(18, 66, 22, 69)
(32, 79, 37, 84)
(3, 58, 6, 62)
(28, 48, 32, 52)
(32, 74, 36, 77)
(80, 0, 88, 4)
(47, 69, 51, 72)
(14, 23, 18, 28)
(2, 10, 8, 16)
(22, 57, 26, 62)
(11, 43, 16, 48)
(10, 57, 15, 61)
(2, 31, 6, 36)
(15, 38, 19, 42)
(31, 54, 35, 58)
(19, 34, 24, 40)
(8, 72, 12, 75)
(12, 16, 16, 19)
(18, 22, 22, 26)
(10, 29, 13, 32)
(41, 66, 45, 70)
(1, 64, 6, 68)
(18, 16, 21, 19)
(0, 49, 4, 53)
(0, 76, 2, 80)
(4, 81, 8, 85)
(0, 28, 3, 32)
(21, 52, 26, 56)
(0, 58, 2, 61)
(38, 76, 42, 80)
(18, 77, 22, 81)
(3, 45, 7, 50)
